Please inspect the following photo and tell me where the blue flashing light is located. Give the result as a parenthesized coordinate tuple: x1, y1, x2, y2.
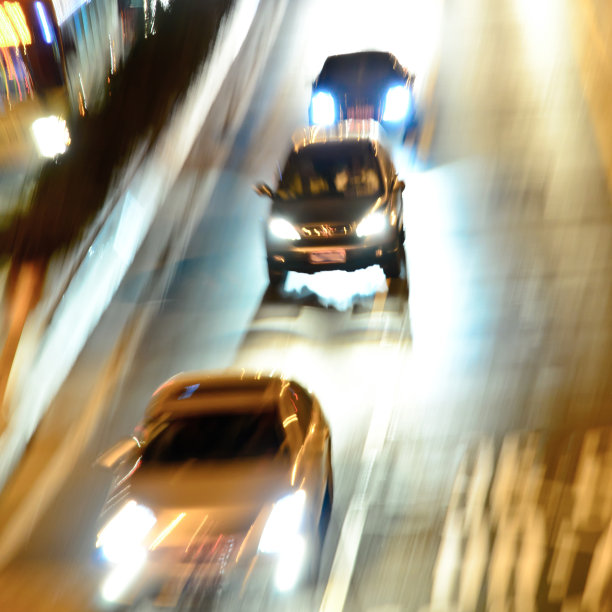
(35, 2, 52, 44)
(382, 85, 411, 123)
(310, 91, 335, 126)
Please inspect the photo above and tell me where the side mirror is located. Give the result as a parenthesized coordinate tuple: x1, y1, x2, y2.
(254, 183, 275, 199)
(94, 437, 140, 470)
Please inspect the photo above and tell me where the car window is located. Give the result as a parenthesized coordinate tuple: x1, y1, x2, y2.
(278, 143, 383, 199)
(318, 53, 401, 87)
(141, 412, 286, 463)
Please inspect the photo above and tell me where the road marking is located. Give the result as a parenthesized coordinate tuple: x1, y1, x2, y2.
(319, 379, 395, 612)
(320, 291, 406, 611)
(572, 0, 612, 198)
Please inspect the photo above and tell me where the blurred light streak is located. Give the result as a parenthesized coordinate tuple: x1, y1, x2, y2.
(100, 549, 146, 603)
(6, 2, 31, 45)
(458, 521, 489, 610)
(0, 4, 19, 47)
(149, 512, 186, 550)
(430, 512, 462, 606)
(582, 521, 612, 609)
(274, 534, 306, 592)
(513, 0, 565, 76)
(34, 2, 51, 43)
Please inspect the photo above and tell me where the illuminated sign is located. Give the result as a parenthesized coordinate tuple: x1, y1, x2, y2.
(0, 2, 31, 47)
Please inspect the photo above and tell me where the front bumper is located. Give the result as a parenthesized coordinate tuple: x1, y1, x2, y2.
(95, 547, 309, 609)
(267, 237, 401, 274)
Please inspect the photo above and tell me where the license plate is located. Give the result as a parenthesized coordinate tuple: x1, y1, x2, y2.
(346, 105, 374, 120)
(309, 249, 346, 264)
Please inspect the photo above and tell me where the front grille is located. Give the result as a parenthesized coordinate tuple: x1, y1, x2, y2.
(345, 104, 375, 120)
(183, 534, 243, 564)
(299, 222, 355, 239)
(342, 96, 380, 121)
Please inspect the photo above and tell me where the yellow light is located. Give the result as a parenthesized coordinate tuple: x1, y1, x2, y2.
(0, 5, 18, 47)
(4, 3, 30, 45)
(149, 512, 186, 550)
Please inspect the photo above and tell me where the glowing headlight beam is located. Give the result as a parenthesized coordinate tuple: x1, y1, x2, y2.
(259, 490, 306, 554)
(100, 549, 147, 603)
(275, 534, 306, 592)
(31, 115, 71, 158)
(149, 512, 186, 550)
(382, 85, 411, 122)
(356, 212, 388, 237)
(310, 91, 335, 125)
(269, 217, 300, 241)
(96, 500, 156, 564)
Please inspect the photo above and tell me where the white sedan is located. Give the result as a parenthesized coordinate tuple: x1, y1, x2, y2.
(94, 371, 334, 609)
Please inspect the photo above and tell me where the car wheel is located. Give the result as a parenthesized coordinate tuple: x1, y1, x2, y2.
(268, 267, 287, 287)
(318, 478, 333, 544)
(383, 243, 406, 279)
(399, 223, 406, 245)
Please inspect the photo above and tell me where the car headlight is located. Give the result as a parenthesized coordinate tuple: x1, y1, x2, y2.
(96, 501, 156, 564)
(310, 91, 335, 125)
(259, 490, 306, 554)
(382, 85, 411, 122)
(356, 212, 388, 237)
(31, 115, 71, 158)
(269, 217, 300, 241)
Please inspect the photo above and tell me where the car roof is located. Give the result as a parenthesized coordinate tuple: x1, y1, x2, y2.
(145, 371, 293, 420)
(316, 51, 408, 86)
(291, 119, 390, 153)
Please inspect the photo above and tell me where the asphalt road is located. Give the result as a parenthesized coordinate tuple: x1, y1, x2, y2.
(2, 0, 612, 610)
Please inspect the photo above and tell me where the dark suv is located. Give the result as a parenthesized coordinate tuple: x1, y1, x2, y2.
(308, 51, 417, 140)
(256, 121, 407, 287)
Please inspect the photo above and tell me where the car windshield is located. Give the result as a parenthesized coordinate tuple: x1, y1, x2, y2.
(278, 143, 383, 199)
(318, 53, 401, 88)
(142, 412, 286, 463)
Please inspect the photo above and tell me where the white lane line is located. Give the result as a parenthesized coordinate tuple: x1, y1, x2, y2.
(319, 396, 394, 612)
(319, 290, 401, 612)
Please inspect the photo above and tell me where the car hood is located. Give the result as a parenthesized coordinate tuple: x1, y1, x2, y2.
(124, 460, 294, 545)
(271, 195, 382, 225)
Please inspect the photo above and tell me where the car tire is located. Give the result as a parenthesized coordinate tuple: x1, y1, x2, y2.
(399, 224, 406, 245)
(319, 469, 333, 543)
(268, 267, 287, 287)
(383, 243, 406, 279)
